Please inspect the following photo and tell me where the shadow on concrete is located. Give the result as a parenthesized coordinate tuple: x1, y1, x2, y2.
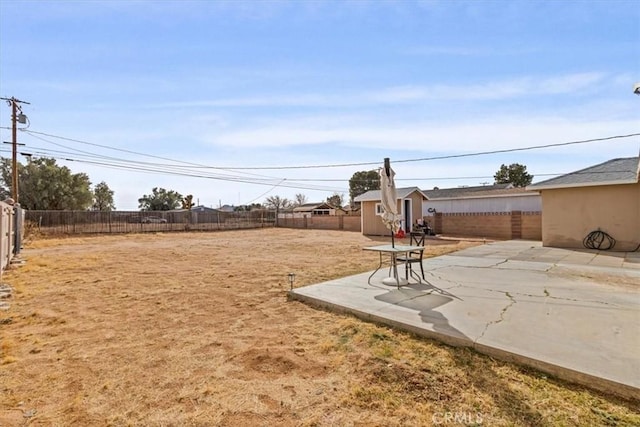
(374, 286, 468, 341)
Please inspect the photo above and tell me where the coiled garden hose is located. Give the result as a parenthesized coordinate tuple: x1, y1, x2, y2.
(583, 229, 616, 250)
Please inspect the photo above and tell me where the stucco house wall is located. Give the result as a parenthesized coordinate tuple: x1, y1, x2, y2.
(540, 182, 640, 250)
(529, 156, 640, 251)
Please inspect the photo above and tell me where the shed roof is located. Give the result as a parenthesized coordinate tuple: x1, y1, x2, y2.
(527, 157, 639, 190)
(354, 187, 428, 202)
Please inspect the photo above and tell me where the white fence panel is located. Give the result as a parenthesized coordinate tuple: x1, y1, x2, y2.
(0, 201, 16, 273)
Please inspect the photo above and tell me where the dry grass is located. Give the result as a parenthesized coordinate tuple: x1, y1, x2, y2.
(0, 228, 638, 426)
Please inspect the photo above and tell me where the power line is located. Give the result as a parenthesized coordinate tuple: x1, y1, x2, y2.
(18, 128, 640, 171)
(243, 178, 288, 205)
(5, 147, 632, 189)
(7, 130, 638, 185)
(216, 132, 640, 170)
(23, 133, 283, 183)
(0, 148, 347, 193)
(393, 133, 640, 165)
(6, 127, 638, 196)
(20, 129, 280, 180)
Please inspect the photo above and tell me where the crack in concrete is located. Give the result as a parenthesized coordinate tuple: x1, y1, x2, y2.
(478, 287, 617, 307)
(429, 259, 511, 270)
(476, 291, 516, 343)
(427, 265, 616, 307)
(493, 259, 509, 268)
(425, 270, 463, 290)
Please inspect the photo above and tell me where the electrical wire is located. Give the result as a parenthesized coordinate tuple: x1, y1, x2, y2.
(21, 129, 282, 180)
(2, 142, 636, 190)
(19, 128, 639, 170)
(177, 132, 640, 170)
(243, 178, 287, 204)
(0, 148, 347, 193)
(23, 133, 284, 183)
(11, 131, 348, 192)
(5, 128, 639, 195)
(9, 136, 635, 185)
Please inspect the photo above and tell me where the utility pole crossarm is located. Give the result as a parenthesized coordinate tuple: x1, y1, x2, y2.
(1, 97, 31, 105)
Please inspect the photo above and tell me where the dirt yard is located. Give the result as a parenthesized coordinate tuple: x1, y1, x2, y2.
(1, 229, 638, 426)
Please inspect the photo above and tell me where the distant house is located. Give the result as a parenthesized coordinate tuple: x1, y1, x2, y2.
(354, 187, 428, 236)
(280, 202, 346, 219)
(343, 204, 361, 215)
(528, 156, 640, 251)
(423, 184, 541, 216)
(187, 205, 222, 224)
(191, 205, 219, 213)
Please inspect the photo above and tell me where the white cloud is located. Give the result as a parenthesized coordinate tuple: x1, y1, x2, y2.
(368, 72, 607, 103)
(132, 72, 611, 110)
(206, 114, 639, 153)
(401, 46, 490, 56)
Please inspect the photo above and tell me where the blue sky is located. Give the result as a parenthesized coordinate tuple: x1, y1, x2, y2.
(1, 0, 639, 210)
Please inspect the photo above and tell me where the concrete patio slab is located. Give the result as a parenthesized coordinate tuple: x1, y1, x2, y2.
(289, 240, 640, 400)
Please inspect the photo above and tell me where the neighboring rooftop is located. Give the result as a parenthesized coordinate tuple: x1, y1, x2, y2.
(292, 202, 340, 212)
(354, 187, 428, 202)
(528, 157, 640, 190)
(422, 183, 537, 200)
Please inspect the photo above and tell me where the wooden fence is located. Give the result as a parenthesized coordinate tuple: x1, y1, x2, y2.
(25, 210, 276, 235)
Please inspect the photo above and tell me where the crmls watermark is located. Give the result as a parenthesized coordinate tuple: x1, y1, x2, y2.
(432, 411, 484, 425)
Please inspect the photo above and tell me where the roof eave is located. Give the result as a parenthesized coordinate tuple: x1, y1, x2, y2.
(527, 179, 639, 191)
(355, 187, 428, 202)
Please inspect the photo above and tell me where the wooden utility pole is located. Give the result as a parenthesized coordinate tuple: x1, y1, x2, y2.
(1, 97, 30, 203)
(11, 99, 18, 202)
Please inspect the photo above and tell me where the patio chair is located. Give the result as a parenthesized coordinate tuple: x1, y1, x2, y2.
(397, 231, 426, 281)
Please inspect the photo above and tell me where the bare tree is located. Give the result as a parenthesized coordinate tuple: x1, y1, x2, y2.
(294, 193, 308, 206)
(264, 195, 291, 210)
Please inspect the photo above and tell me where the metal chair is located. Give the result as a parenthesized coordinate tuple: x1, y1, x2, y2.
(397, 231, 426, 281)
